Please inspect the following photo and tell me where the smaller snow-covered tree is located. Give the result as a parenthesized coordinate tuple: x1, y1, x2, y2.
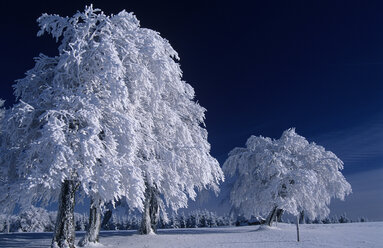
(186, 212, 200, 228)
(18, 206, 54, 232)
(223, 128, 352, 226)
(130, 215, 141, 230)
(76, 214, 87, 231)
(321, 217, 330, 224)
(111, 214, 119, 230)
(338, 213, 350, 223)
(199, 211, 208, 227)
(359, 217, 367, 223)
(169, 213, 180, 229)
(179, 212, 187, 228)
(207, 211, 217, 227)
(121, 216, 128, 230)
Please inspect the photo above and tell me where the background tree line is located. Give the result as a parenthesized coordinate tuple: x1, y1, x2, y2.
(0, 206, 368, 234)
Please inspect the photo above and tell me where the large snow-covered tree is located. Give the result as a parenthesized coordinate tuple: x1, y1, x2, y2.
(0, 6, 147, 248)
(223, 128, 352, 226)
(0, 5, 223, 246)
(124, 16, 224, 234)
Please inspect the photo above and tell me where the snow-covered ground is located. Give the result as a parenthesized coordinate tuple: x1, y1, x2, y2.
(0, 222, 382, 248)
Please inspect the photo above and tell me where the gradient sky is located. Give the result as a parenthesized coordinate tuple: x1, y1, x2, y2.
(1, 1, 382, 220)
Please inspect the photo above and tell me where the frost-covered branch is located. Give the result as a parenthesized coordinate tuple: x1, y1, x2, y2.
(223, 128, 352, 223)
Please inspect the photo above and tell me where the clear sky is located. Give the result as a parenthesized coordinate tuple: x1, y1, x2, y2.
(0, 1, 382, 220)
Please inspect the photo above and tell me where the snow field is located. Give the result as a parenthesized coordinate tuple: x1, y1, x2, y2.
(1, 222, 382, 248)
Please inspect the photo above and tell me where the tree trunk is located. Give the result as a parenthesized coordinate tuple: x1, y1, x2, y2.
(276, 209, 284, 222)
(6, 218, 10, 233)
(299, 210, 305, 224)
(101, 200, 121, 229)
(101, 209, 112, 229)
(78, 197, 102, 247)
(149, 188, 159, 233)
(265, 206, 278, 226)
(275, 212, 277, 227)
(140, 184, 159, 234)
(296, 215, 300, 242)
(51, 180, 77, 248)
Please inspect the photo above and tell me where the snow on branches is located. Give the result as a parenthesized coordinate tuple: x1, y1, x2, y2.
(223, 128, 352, 221)
(0, 5, 222, 215)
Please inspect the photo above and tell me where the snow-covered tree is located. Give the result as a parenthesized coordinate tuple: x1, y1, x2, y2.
(0, 6, 146, 247)
(186, 211, 201, 228)
(179, 212, 187, 228)
(76, 213, 88, 231)
(338, 213, 351, 223)
(207, 211, 218, 227)
(199, 211, 208, 227)
(118, 7, 224, 234)
(223, 128, 352, 226)
(0, 4, 222, 246)
(17, 206, 55, 232)
(169, 213, 180, 228)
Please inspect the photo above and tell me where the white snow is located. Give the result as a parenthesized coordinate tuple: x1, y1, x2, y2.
(223, 128, 352, 220)
(0, 5, 223, 218)
(1, 222, 382, 248)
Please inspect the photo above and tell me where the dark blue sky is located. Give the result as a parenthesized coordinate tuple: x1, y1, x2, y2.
(1, 1, 382, 219)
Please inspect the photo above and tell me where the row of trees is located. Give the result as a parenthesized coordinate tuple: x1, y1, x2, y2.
(1, 206, 367, 234)
(0, 208, 232, 233)
(0, 207, 88, 233)
(0, 4, 352, 247)
(306, 214, 367, 224)
(0, 5, 223, 248)
(157, 210, 234, 229)
(103, 210, 235, 230)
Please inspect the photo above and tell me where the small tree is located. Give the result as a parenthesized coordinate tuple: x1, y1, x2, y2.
(338, 213, 350, 223)
(223, 128, 352, 227)
(199, 210, 208, 227)
(209, 212, 218, 227)
(170, 213, 180, 229)
(179, 212, 187, 228)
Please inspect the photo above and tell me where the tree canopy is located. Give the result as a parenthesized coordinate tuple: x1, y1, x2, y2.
(0, 5, 223, 215)
(223, 128, 352, 220)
